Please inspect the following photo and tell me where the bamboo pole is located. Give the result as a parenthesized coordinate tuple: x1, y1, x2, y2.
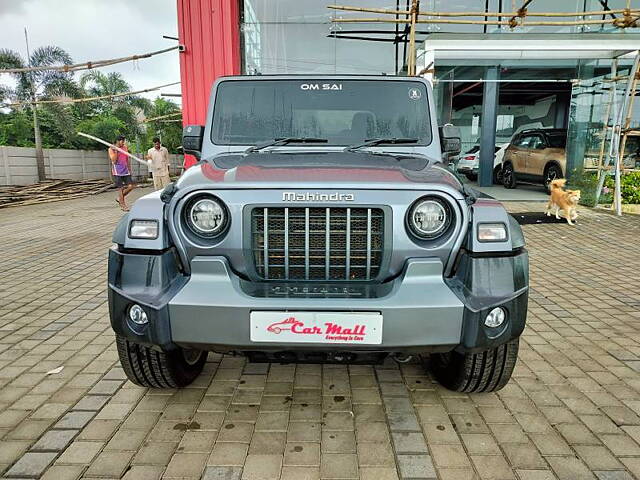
(597, 61, 618, 180)
(77, 132, 149, 167)
(0, 46, 180, 74)
(408, 0, 419, 76)
(2, 82, 180, 108)
(331, 17, 635, 26)
(328, 4, 640, 18)
(142, 111, 182, 123)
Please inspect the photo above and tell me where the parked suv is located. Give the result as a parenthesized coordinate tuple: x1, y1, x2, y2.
(109, 76, 529, 393)
(456, 143, 509, 184)
(502, 128, 567, 192)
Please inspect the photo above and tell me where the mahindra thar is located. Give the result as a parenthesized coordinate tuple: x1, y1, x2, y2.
(109, 76, 528, 393)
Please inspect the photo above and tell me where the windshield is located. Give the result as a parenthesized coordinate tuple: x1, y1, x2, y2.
(211, 79, 432, 146)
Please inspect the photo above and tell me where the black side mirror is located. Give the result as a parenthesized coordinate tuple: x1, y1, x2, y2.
(439, 124, 461, 156)
(182, 125, 204, 160)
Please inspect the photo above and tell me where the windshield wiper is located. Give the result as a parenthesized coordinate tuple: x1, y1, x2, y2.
(245, 137, 328, 154)
(344, 137, 419, 152)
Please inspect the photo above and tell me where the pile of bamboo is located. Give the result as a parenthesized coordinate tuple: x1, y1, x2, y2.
(0, 179, 114, 208)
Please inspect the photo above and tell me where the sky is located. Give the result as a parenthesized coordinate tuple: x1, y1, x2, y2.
(0, 0, 181, 104)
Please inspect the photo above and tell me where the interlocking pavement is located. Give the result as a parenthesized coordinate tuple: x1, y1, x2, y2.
(1, 188, 640, 480)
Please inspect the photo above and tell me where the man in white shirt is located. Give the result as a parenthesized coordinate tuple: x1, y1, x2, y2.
(145, 137, 171, 190)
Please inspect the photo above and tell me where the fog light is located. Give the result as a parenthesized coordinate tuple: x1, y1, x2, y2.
(129, 304, 148, 325)
(485, 307, 506, 328)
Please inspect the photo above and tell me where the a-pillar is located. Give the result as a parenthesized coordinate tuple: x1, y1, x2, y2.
(479, 66, 500, 187)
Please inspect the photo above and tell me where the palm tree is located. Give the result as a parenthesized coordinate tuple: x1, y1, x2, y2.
(0, 46, 75, 181)
(79, 71, 151, 149)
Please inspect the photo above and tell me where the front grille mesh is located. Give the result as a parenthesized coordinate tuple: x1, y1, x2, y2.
(251, 207, 384, 281)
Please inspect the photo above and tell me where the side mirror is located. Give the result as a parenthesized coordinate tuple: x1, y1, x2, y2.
(439, 124, 461, 156)
(182, 125, 204, 160)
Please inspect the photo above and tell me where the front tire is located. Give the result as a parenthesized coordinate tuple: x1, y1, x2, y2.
(116, 335, 207, 388)
(502, 163, 517, 189)
(430, 339, 519, 393)
(493, 166, 503, 185)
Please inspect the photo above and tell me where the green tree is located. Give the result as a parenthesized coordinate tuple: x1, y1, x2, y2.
(78, 71, 151, 148)
(0, 46, 76, 181)
(143, 97, 182, 153)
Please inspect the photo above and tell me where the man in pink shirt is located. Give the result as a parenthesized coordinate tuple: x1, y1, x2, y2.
(108, 135, 135, 211)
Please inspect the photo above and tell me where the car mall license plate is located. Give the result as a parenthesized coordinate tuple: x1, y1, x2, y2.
(250, 311, 383, 344)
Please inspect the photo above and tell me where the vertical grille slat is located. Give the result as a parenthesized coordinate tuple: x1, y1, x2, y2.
(345, 208, 351, 280)
(304, 208, 310, 280)
(263, 207, 269, 279)
(252, 206, 384, 281)
(366, 209, 372, 280)
(284, 207, 289, 280)
(325, 208, 330, 280)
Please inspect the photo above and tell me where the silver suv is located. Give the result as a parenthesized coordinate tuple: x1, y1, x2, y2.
(109, 76, 529, 393)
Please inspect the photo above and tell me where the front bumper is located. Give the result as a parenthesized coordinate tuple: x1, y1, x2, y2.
(108, 247, 528, 355)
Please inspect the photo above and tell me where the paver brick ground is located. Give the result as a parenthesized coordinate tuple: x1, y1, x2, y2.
(1, 189, 640, 479)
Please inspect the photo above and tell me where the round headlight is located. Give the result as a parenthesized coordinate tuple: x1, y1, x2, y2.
(408, 198, 451, 239)
(186, 196, 227, 237)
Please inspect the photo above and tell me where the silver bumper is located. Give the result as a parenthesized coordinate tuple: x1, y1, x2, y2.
(168, 256, 464, 351)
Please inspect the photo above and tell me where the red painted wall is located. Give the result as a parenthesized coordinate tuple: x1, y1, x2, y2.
(177, 0, 241, 167)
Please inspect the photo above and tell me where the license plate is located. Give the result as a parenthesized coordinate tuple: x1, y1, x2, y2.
(250, 311, 383, 345)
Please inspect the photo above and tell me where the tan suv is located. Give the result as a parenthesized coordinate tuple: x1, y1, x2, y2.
(502, 128, 567, 192)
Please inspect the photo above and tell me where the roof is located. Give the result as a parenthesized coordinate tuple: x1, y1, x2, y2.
(517, 128, 567, 136)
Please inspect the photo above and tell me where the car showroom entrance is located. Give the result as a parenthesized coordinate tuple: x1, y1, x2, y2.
(420, 34, 640, 187)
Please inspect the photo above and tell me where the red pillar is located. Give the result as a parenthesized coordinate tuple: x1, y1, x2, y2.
(177, 0, 241, 167)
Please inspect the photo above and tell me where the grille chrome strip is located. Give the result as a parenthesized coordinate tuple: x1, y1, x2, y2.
(345, 208, 351, 280)
(366, 209, 372, 280)
(304, 207, 310, 280)
(325, 208, 331, 280)
(284, 207, 289, 280)
(263, 207, 269, 278)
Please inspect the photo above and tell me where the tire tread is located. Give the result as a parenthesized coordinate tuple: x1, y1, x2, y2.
(115, 334, 204, 388)
(431, 339, 519, 393)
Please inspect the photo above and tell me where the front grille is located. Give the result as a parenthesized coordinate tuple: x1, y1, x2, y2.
(251, 207, 384, 281)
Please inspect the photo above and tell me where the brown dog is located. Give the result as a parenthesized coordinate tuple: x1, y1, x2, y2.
(545, 179, 581, 225)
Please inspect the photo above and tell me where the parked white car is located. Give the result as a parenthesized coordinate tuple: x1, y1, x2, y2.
(457, 143, 509, 184)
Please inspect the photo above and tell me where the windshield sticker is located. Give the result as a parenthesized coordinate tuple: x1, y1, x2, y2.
(408, 87, 422, 100)
(300, 83, 343, 91)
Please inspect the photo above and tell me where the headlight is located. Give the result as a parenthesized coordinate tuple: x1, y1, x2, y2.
(477, 223, 508, 242)
(185, 196, 227, 237)
(408, 197, 451, 239)
(129, 220, 158, 239)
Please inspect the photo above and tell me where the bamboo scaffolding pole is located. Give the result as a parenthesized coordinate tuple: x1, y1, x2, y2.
(328, 4, 640, 18)
(597, 61, 618, 179)
(142, 111, 182, 123)
(1, 82, 180, 108)
(407, 0, 419, 76)
(0, 46, 180, 74)
(331, 16, 637, 26)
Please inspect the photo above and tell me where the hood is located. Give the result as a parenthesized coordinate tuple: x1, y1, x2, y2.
(176, 150, 464, 192)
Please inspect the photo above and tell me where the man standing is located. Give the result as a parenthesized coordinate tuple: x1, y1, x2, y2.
(109, 135, 135, 211)
(146, 137, 171, 190)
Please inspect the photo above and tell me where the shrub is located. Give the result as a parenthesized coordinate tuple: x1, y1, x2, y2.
(567, 169, 611, 207)
(605, 171, 640, 204)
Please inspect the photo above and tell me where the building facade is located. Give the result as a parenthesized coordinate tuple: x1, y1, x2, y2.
(177, 0, 640, 183)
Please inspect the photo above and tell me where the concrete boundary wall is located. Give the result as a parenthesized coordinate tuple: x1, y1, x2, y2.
(0, 146, 183, 186)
